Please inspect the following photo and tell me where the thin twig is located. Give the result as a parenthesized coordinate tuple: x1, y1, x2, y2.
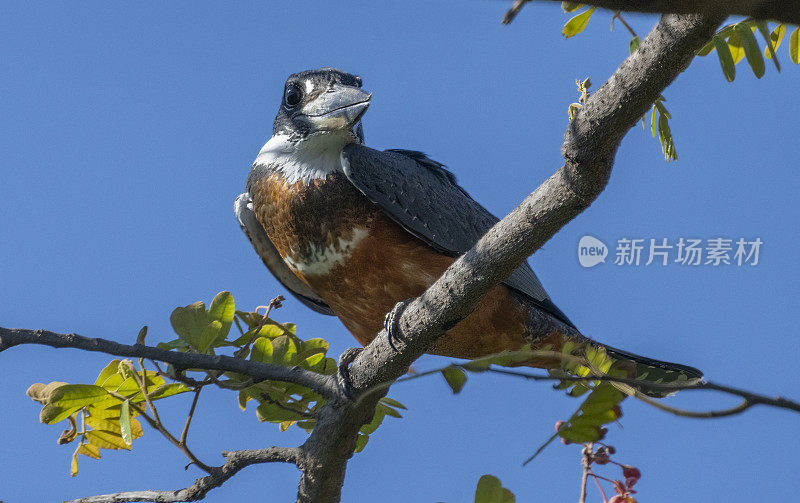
(579, 444, 590, 503)
(106, 390, 213, 473)
(180, 387, 202, 446)
(503, 0, 530, 24)
(613, 11, 639, 37)
(391, 362, 800, 418)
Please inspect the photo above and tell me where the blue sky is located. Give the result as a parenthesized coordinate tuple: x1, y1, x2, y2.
(2, 2, 798, 502)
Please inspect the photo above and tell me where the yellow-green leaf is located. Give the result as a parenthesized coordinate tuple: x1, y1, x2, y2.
(26, 381, 67, 404)
(736, 23, 765, 78)
(441, 366, 467, 394)
(271, 335, 298, 366)
(137, 383, 190, 401)
(755, 20, 780, 70)
(71, 450, 79, 477)
(94, 361, 123, 387)
(767, 24, 787, 57)
(85, 430, 131, 450)
(354, 433, 369, 453)
(119, 400, 132, 446)
(629, 36, 641, 55)
(562, 7, 595, 39)
(728, 31, 746, 65)
(475, 475, 503, 503)
(208, 291, 235, 340)
(714, 35, 736, 81)
(251, 337, 274, 363)
(790, 27, 800, 64)
(85, 416, 143, 439)
(40, 385, 110, 424)
(76, 443, 101, 460)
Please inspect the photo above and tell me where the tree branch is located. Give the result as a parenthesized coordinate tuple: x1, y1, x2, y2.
(64, 447, 300, 503)
(0, 327, 338, 401)
(503, 0, 800, 26)
(292, 12, 724, 503)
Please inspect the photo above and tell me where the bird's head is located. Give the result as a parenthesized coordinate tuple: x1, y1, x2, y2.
(272, 68, 370, 143)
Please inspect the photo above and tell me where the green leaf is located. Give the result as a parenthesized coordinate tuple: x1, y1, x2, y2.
(501, 488, 516, 503)
(40, 385, 110, 424)
(119, 400, 132, 446)
(208, 291, 235, 341)
(255, 401, 306, 422)
(170, 301, 208, 349)
(475, 475, 503, 503)
(135, 326, 147, 345)
(755, 20, 780, 70)
(441, 367, 468, 394)
(378, 402, 403, 419)
(790, 27, 800, 64)
(714, 35, 736, 82)
(562, 7, 595, 39)
(379, 397, 407, 410)
(360, 408, 386, 435)
(697, 38, 716, 56)
(156, 338, 191, 351)
(628, 36, 641, 55)
(736, 23, 765, 78)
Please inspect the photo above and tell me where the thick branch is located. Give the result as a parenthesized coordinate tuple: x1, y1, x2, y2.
(0, 327, 338, 401)
(293, 13, 724, 503)
(503, 0, 800, 26)
(65, 447, 300, 503)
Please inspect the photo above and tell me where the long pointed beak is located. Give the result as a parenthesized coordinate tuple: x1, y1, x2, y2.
(299, 85, 371, 134)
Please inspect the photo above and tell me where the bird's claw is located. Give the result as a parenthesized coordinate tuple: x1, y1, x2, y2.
(384, 299, 413, 352)
(336, 347, 363, 400)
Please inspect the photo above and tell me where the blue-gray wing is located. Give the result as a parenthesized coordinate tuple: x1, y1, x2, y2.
(234, 193, 335, 316)
(341, 144, 573, 326)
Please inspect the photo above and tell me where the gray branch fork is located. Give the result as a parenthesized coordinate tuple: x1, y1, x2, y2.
(0, 11, 726, 503)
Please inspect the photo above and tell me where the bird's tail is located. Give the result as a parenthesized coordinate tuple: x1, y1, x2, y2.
(587, 341, 703, 398)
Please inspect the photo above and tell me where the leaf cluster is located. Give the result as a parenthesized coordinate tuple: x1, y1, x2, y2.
(27, 291, 406, 476)
(697, 20, 800, 81)
(27, 360, 189, 476)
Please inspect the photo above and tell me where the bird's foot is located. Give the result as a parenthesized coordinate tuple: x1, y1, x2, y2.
(336, 347, 363, 401)
(384, 298, 413, 352)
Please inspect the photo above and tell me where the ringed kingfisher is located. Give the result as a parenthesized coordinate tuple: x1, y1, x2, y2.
(235, 68, 701, 392)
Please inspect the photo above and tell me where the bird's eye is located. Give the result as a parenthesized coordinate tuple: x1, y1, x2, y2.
(284, 85, 302, 108)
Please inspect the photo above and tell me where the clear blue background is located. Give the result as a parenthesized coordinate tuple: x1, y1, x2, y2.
(2, 2, 798, 502)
